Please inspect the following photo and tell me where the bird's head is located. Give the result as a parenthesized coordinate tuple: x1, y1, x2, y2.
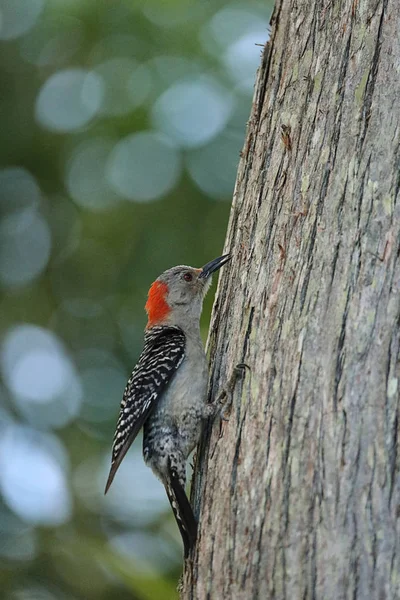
(145, 254, 231, 329)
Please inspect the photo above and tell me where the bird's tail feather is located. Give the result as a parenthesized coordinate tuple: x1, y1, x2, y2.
(165, 459, 197, 558)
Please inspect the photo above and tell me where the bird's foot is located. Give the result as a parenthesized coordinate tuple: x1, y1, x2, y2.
(217, 363, 250, 422)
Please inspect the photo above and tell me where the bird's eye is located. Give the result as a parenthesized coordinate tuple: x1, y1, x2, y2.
(183, 272, 193, 282)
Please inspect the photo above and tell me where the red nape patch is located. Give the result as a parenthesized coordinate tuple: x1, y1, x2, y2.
(145, 281, 170, 327)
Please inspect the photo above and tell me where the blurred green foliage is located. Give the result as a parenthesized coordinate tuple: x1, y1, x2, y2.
(0, 0, 271, 597)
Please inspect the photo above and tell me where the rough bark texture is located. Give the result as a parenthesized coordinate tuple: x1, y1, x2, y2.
(182, 0, 400, 598)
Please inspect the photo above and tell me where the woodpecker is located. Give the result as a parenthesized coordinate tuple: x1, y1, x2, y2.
(105, 254, 231, 557)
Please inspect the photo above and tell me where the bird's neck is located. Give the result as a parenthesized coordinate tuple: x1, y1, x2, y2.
(145, 281, 170, 328)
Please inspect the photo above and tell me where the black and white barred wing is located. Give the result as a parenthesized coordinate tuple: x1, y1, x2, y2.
(105, 326, 185, 493)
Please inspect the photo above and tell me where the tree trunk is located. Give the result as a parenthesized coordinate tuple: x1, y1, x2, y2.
(182, 0, 400, 598)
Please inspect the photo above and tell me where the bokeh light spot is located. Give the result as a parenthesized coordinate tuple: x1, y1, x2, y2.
(106, 131, 181, 202)
(224, 31, 268, 93)
(81, 365, 128, 423)
(110, 531, 178, 573)
(186, 130, 243, 199)
(152, 76, 234, 148)
(0, 518, 37, 561)
(0, 167, 41, 214)
(206, 6, 268, 48)
(35, 68, 104, 132)
(0, 0, 44, 40)
(12, 351, 66, 403)
(1, 325, 82, 428)
(66, 138, 120, 211)
(0, 426, 72, 525)
(94, 58, 152, 116)
(0, 208, 51, 288)
(102, 450, 168, 525)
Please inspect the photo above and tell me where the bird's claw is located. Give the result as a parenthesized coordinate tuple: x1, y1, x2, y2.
(217, 362, 250, 422)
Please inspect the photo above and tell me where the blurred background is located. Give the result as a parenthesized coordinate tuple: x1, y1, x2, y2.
(0, 0, 271, 597)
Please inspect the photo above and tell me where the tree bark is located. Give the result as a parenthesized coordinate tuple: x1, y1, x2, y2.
(182, 0, 400, 598)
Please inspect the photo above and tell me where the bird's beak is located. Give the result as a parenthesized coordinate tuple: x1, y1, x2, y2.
(199, 254, 231, 279)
